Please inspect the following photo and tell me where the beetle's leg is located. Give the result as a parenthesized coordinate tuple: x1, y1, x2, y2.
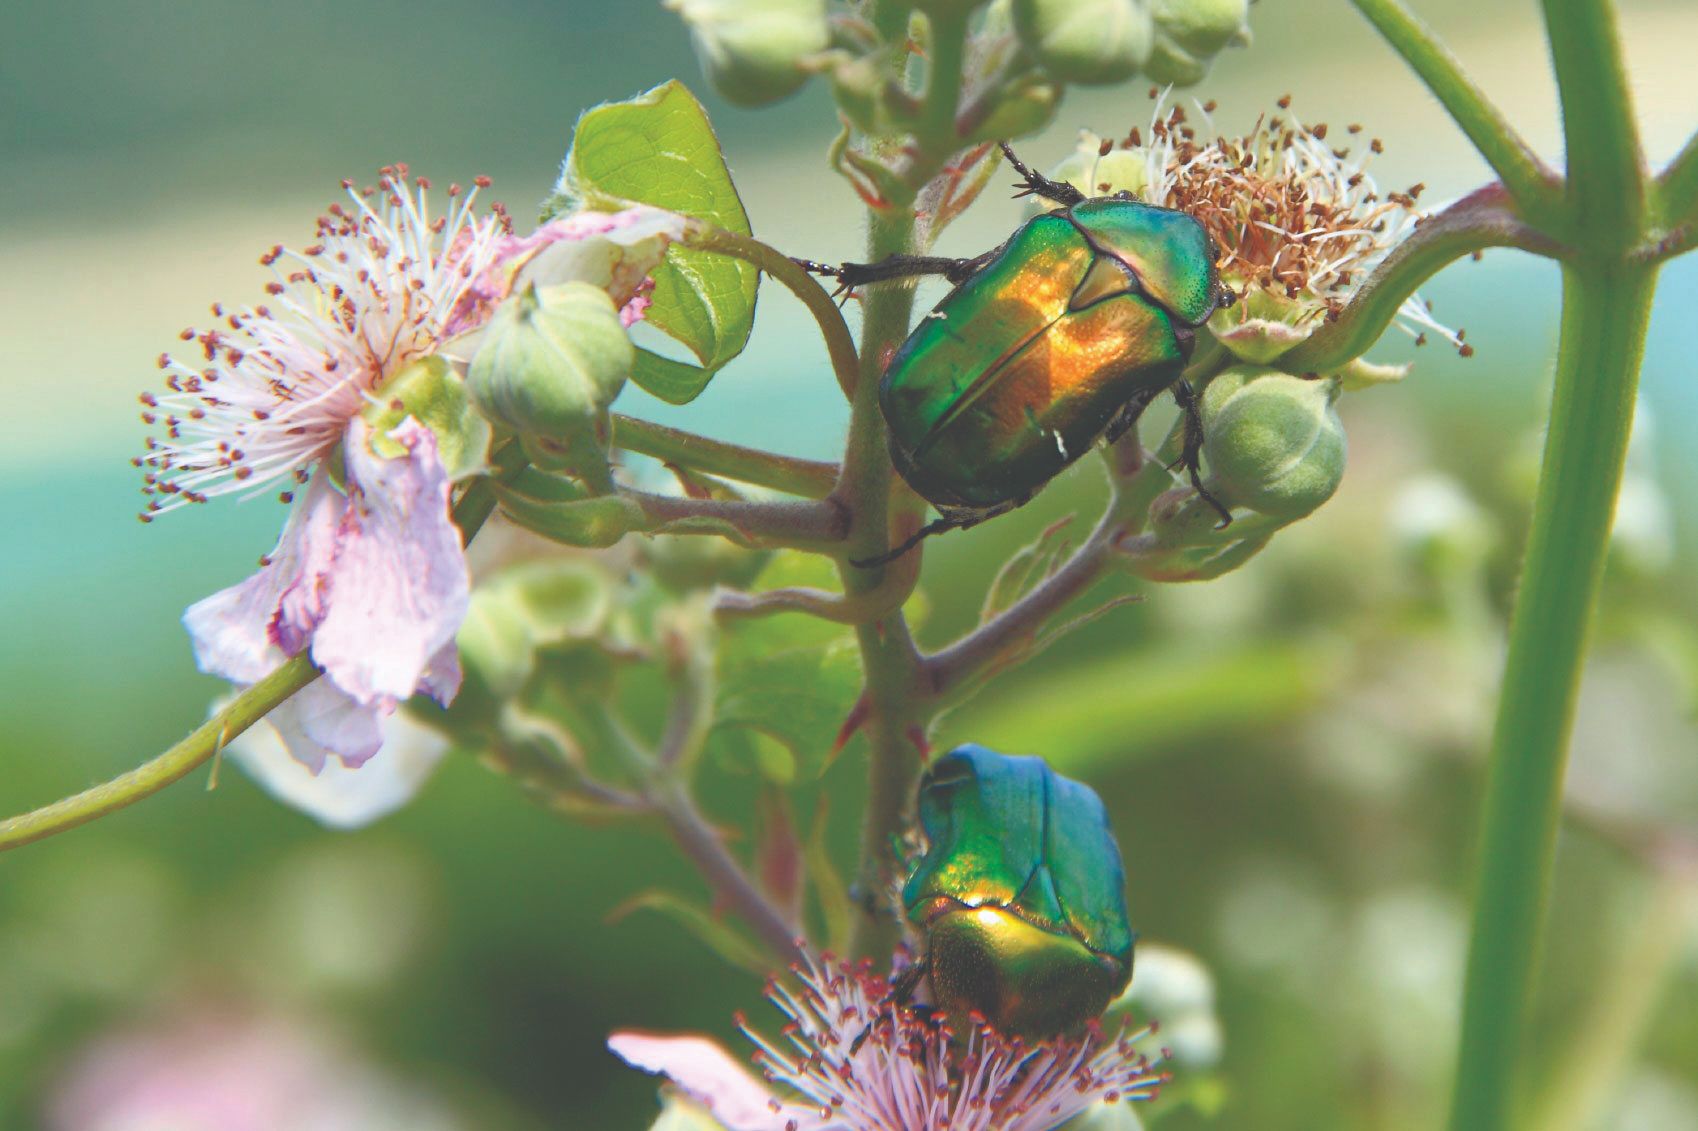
(849, 513, 963, 569)
(1168, 380, 1233, 529)
(1103, 388, 1162, 446)
(849, 957, 931, 1055)
(798, 253, 990, 296)
(998, 141, 1086, 207)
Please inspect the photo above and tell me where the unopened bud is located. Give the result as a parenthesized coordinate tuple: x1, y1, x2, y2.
(1145, 0, 1249, 85)
(1013, 0, 1154, 86)
(667, 0, 829, 107)
(468, 281, 633, 479)
(1202, 367, 1346, 521)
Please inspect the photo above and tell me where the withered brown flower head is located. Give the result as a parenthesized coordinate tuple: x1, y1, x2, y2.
(1056, 94, 1464, 358)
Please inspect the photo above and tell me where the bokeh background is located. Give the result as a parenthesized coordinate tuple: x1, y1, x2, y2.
(3, 2, 1696, 1128)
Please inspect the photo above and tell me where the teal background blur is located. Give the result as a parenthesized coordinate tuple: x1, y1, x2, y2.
(3, 2, 1697, 1128)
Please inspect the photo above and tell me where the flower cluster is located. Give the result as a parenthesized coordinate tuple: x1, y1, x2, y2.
(611, 949, 1167, 1131)
(138, 165, 685, 788)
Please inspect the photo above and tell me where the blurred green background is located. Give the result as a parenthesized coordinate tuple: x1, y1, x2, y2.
(3, 2, 1697, 1128)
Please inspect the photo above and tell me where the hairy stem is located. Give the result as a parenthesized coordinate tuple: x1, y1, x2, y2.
(612, 415, 839, 498)
(620, 489, 848, 548)
(1658, 128, 1698, 225)
(1445, 261, 1658, 1131)
(1347, 0, 1563, 228)
(687, 224, 862, 399)
(1542, 0, 1645, 242)
(651, 781, 805, 963)
(843, 208, 928, 960)
(0, 653, 319, 852)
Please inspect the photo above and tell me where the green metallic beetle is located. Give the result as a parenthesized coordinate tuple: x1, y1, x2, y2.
(894, 743, 1135, 1042)
(809, 144, 1234, 565)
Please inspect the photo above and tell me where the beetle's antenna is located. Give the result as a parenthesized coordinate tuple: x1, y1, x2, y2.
(998, 141, 1086, 207)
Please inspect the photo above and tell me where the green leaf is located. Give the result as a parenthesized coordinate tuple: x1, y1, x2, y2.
(706, 552, 865, 778)
(632, 347, 716, 406)
(556, 80, 757, 402)
(608, 890, 773, 974)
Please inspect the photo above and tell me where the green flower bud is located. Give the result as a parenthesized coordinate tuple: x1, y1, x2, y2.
(467, 281, 633, 480)
(360, 355, 492, 481)
(667, 0, 829, 108)
(829, 52, 892, 134)
(1152, 0, 1250, 57)
(1013, 0, 1154, 86)
(644, 533, 772, 594)
(1145, 0, 1249, 85)
(1202, 366, 1347, 521)
(972, 75, 1062, 144)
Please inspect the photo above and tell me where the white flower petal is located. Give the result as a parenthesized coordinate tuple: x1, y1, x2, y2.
(232, 703, 448, 828)
(267, 680, 387, 772)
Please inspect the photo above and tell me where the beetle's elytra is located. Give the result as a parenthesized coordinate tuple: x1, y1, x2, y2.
(810, 144, 1233, 566)
(899, 744, 1135, 1042)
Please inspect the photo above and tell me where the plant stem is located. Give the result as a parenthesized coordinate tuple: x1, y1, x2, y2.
(686, 224, 862, 400)
(0, 652, 319, 852)
(1542, 0, 1645, 243)
(611, 415, 839, 498)
(843, 206, 928, 960)
(0, 450, 525, 854)
(1348, 0, 1564, 229)
(651, 781, 805, 963)
(1658, 128, 1698, 225)
(1445, 261, 1658, 1131)
(1280, 183, 1563, 375)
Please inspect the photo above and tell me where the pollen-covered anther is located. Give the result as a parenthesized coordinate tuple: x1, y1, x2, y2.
(138, 166, 506, 512)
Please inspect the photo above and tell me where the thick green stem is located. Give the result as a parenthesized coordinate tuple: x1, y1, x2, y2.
(1348, 0, 1564, 229)
(1542, 0, 1645, 243)
(843, 207, 928, 960)
(1445, 262, 1658, 1131)
(611, 415, 839, 498)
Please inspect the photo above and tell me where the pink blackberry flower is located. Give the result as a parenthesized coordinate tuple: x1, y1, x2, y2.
(140, 166, 686, 773)
(611, 949, 1168, 1131)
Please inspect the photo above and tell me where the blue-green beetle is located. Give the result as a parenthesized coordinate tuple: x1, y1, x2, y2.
(809, 144, 1234, 566)
(895, 743, 1135, 1041)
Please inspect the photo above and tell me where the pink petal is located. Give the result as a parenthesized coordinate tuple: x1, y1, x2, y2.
(608, 1033, 793, 1131)
(510, 205, 688, 308)
(184, 471, 344, 685)
(308, 418, 470, 708)
(267, 680, 387, 771)
(231, 707, 449, 828)
(418, 641, 462, 707)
